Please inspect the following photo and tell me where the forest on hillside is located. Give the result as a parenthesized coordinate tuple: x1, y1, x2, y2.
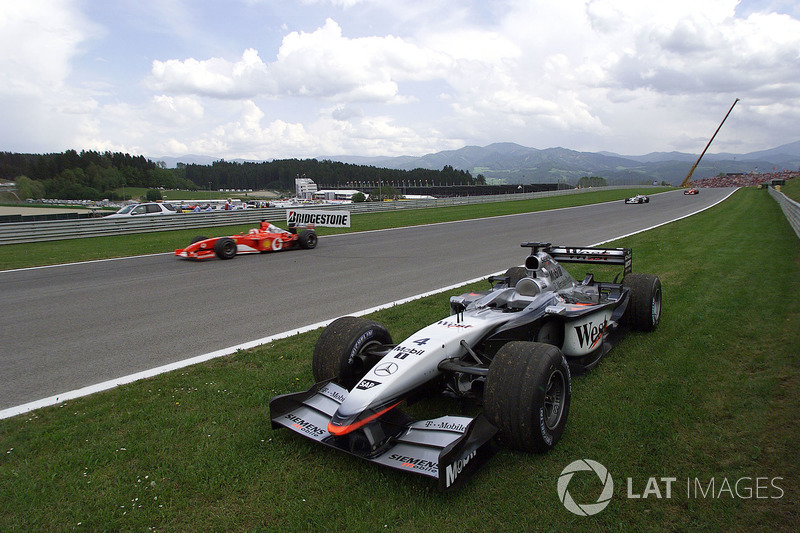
(0, 150, 194, 200)
(0, 151, 481, 200)
(177, 158, 479, 192)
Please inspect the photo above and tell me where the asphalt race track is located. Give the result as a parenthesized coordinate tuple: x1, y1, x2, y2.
(0, 188, 734, 412)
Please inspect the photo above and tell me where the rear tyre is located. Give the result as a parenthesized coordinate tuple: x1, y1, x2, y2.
(298, 229, 318, 249)
(214, 237, 237, 260)
(484, 342, 571, 452)
(622, 273, 662, 331)
(312, 317, 393, 389)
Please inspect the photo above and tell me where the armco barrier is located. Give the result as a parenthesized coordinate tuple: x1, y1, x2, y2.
(0, 186, 640, 245)
(768, 186, 800, 239)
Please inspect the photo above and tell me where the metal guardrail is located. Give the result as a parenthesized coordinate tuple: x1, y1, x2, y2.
(768, 186, 800, 239)
(0, 186, 642, 245)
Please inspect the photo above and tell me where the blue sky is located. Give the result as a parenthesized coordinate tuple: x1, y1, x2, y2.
(1, 0, 799, 161)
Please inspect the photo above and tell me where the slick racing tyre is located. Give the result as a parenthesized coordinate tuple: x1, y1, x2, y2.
(190, 235, 208, 244)
(214, 237, 237, 260)
(298, 229, 318, 249)
(484, 342, 571, 453)
(622, 273, 662, 331)
(313, 317, 393, 389)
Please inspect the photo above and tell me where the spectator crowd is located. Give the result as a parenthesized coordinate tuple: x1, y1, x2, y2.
(688, 169, 799, 188)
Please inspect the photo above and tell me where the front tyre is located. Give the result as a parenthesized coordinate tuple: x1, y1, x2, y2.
(312, 317, 392, 389)
(484, 342, 571, 453)
(622, 273, 662, 331)
(214, 237, 237, 259)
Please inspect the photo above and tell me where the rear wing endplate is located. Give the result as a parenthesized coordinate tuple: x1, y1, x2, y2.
(521, 242, 632, 274)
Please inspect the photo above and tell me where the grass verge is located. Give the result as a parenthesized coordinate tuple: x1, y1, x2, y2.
(0, 188, 665, 270)
(780, 177, 800, 202)
(0, 188, 797, 532)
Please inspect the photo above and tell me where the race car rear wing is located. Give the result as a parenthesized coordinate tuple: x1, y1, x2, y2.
(521, 242, 632, 274)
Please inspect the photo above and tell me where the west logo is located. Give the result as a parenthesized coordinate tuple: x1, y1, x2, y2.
(574, 319, 607, 349)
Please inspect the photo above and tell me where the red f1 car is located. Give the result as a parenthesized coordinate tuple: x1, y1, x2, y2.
(175, 221, 317, 260)
(684, 188, 699, 195)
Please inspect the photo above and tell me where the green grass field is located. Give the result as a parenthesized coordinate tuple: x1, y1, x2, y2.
(0, 188, 797, 531)
(780, 177, 800, 202)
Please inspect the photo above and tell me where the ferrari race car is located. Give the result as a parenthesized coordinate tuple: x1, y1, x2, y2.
(175, 222, 317, 260)
(624, 194, 650, 204)
(684, 188, 699, 195)
(270, 242, 662, 490)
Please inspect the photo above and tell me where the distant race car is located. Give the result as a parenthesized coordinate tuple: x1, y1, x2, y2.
(270, 242, 662, 489)
(624, 194, 650, 204)
(175, 221, 317, 260)
(684, 188, 699, 195)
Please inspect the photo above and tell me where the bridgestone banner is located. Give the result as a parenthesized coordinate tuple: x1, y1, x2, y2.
(286, 209, 351, 227)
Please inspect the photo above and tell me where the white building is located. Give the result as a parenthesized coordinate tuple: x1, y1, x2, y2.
(314, 189, 364, 202)
(295, 178, 318, 199)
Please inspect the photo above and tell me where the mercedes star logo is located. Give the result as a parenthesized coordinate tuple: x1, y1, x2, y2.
(373, 362, 398, 376)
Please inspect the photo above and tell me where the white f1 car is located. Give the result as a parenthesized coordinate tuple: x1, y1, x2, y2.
(624, 194, 650, 204)
(270, 242, 662, 489)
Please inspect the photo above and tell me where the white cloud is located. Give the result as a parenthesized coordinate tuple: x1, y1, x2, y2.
(149, 49, 275, 99)
(149, 18, 453, 104)
(1, 0, 798, 160)
(0, 1, 100, 92)
(603, 8, 800, 103)
(151, 95, 204, 123)
(0, 0, 104, 151)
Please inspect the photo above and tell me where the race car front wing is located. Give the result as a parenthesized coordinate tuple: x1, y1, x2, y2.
(269, 381, 497, 490)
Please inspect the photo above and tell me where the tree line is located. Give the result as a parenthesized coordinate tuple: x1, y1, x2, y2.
(1, 150, 195, 200)
(175, 159, 481, 192)
(1, 150, 482, 200)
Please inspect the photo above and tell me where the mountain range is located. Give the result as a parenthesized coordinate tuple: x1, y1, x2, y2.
(156, 140, 800, 186)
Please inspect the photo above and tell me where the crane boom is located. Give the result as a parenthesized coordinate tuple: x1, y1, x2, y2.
(681, 98, 739, 187)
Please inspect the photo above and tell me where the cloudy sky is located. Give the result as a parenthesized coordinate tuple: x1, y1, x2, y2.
(2, 0, 799, 162)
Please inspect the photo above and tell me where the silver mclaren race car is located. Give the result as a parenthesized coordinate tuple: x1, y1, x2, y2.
(270, 242, 662, 490)
(624, 194, 650, 204)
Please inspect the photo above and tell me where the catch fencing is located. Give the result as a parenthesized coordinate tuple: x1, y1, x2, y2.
(0, 186, 639, 245)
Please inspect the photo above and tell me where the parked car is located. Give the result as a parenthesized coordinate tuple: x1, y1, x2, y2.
(104, 202, 178, 218)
